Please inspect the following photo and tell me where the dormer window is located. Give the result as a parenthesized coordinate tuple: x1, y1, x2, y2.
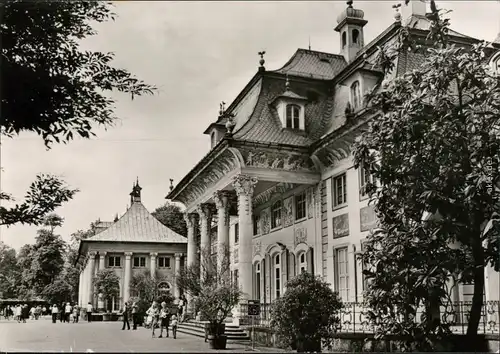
(286, 104, 300, 129)
(352, 29, 360, 45)
(342, 32, 347, 48)
(350, 80, 361, 110)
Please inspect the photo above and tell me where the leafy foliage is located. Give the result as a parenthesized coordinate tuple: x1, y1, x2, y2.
(354, 3, 500, 349)
(1, 0, 156, 147)
(0, 241, 21, 298)
(93, 269, 120, 302)
(270, 272, 343, 351)
(152, 202, 187, 237)
(0, 174, 78, 227)
(130, 269, 174, 305)
(177, 245, 241, 332)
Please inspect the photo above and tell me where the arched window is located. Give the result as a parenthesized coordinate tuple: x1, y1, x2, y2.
(255, 262, 261, 300)
(342, 31, 347, 48)
(285, 104, 300, 129)
(271, 200, 282, 229)
(352, 29, 360, 45)
(350, 80, 361, 110)
(211, 132, 216, 147)
(274, 254, 281, 299)
(298, 252, 307, 274)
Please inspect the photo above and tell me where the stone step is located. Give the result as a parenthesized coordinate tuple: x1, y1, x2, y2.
(177, 320, 250, 341)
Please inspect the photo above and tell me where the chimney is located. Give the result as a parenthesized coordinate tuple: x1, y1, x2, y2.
(401, 0, 427, 25)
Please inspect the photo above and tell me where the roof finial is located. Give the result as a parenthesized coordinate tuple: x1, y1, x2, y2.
(258, 51, 266, 72)
(392, 3, 402, 22)
(136, 176, 139, 187)
(219, 101, 226, 117)
(347, 0, 353, 8)
(169, 178, 174, 192)
(308, 36, 311, 50)
(285, 74, 291, 91)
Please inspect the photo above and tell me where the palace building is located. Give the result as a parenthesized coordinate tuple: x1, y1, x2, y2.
(167, 0, 500, 311)
(77, 180, 187, 311)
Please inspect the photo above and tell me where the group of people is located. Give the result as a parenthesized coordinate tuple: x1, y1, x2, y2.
(2, 304, 46, 322)
(144, 301, 179, 339)
(50, 302, 94, 324)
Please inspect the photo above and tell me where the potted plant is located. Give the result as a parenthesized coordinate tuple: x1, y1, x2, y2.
(93, 269, 120, 321)
(271, 272, 343, 352)
(177, 245, 241, 350)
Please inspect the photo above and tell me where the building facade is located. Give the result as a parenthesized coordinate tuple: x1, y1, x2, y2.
(167, 0, 500, 309)
(78, 181, 187, 311)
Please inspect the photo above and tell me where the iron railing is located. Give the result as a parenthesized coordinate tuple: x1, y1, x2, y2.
(239, 301, 500, 335)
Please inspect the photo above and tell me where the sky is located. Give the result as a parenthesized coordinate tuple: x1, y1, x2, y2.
(1, 1, 499, 251)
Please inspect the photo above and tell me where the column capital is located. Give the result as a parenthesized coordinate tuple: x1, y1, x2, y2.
(213, 190, 231, 209)
(150, 252, 158, 257)
(88, 251, 98, 258)
(183, 212, 198, 228)
(232, 175, 258, 196)
(99, 251, 107, 257)
(174, 253, 183, 259)
(124, 252, 133, 258)
(197, 203, 215, 221)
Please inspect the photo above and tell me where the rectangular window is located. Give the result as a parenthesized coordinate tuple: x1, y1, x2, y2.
(271, 201, 282, 229)
(235, 223, 239, 244)
(334, 247, 349, 302)
(108, 256, 121, 268)
(275, 267, 281, 299)
(133, 256, 146, 268)
(333, 173, 347, 207)
(233, 269, 239, 289)
(359, 164, 373, 197)
(158, 256, 171, 268)
(295, 192, 307, 220)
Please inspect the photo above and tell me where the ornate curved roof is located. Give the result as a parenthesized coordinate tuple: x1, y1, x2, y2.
(87, 201, 186, 244)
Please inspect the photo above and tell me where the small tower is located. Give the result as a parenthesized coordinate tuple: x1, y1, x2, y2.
(334, 0, 368, 63)
(130, 178, 142, 204)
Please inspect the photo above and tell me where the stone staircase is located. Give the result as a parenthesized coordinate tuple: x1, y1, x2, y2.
(177, 320, 250, 342)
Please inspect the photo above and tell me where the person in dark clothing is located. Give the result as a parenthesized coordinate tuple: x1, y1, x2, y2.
(131, 302, 139, 330)
(21, 304, 29, 323)
(121, 302, 131, 330)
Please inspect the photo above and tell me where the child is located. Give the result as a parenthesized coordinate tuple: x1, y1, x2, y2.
(170, 315, 178, 339)
(150, 302, 160, 338)
(158, 302, 169, 338)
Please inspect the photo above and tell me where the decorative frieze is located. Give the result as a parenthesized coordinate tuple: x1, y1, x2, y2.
(360, 205, 378, 232)
(253, 241, 262, 257)
(333, 213, 349, 239)
(253, 182, 295, 208)
(240, 149, 315, 172)
(261, 207, 271, 234)
(294, 228, 307, 247)
(283, 197, 294, 227)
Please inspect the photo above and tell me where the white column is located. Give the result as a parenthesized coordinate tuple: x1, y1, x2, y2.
(81, 260, 89, 305)
(123, 252, 133, 304)
(150, 252, 157, 278)
(174, 253, 182, 299)
(87, 252, 97, 308)
(99, 252, 106, 271)
(213, 191, 231, 261)
(184, 213, 198, 268)
(197, 203, 214, 279)
(78, 271, 84, 306)
(233, 175, 258, 299)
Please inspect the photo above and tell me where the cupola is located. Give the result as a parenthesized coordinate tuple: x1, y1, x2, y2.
(334, 0, 367, 63)
(130, 178, 142, 204)
(401, 0, 426, 25)
(203, 102, 230, 149)
(271, 76, 307, 131)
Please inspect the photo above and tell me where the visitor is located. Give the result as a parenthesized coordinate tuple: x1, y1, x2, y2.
(86, 302, 93, 323)
(65, 302, 72, 323)
(149, 301, 160, 338)
(131, 302, 138, 330)
(73, 305, 79, 323)
(3, 305, 11, 320)
(60, 302, 65, 322)
(42, 306, 47, 316)
(51, 304, 59, 323)
(171, 315, 178, 339)
(121, 302, 131, 330)
(21, 304, 29, 323)
(158, 302, 170, 338)
(29, 306, 35, 320)
(15, 304, 21, 322)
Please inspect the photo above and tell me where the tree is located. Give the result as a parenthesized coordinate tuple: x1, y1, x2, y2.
(16, 244, 36, 299)
(1, 0, 156, 227)
(0, 241, 20, 298)
(152, 202, 187, 237)
(177, 245, 241, 339)
(353, 2, 500, 350)
(270, 272, 343, 352)
(93, 269, 120, 307)
(130, 270, 174, 306)
(40, 277, 72, 305)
